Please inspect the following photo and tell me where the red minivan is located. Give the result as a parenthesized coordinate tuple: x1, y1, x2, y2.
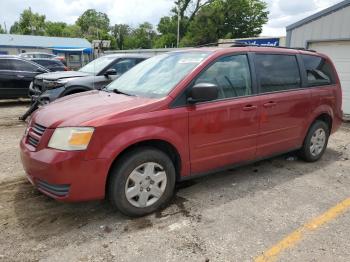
(20, 46, 343, 216)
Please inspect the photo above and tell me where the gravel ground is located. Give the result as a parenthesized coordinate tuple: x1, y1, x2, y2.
(0, 102, 349, 262)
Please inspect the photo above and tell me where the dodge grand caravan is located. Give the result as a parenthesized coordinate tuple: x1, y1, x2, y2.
(20, 46, 343, 217)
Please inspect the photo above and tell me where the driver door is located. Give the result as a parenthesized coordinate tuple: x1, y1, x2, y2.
(188, 54, 259, 174)
(9, 59, 41, 97)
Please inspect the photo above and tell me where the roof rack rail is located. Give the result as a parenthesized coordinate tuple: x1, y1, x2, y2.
(195, 41, 317, 52)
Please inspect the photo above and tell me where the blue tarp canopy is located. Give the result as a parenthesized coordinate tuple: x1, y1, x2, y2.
(51, 47, 93, 54)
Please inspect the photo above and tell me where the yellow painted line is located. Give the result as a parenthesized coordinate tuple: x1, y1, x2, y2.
(255, 198, 350, 262)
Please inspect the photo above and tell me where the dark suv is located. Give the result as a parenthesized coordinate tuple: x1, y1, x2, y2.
(0, 56, 48, 99)
(28, 58, 68, 72)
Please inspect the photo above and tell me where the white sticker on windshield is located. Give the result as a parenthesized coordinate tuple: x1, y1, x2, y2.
(178, 58, 204, 64)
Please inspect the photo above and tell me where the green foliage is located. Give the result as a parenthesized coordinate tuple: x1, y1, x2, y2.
(124, 22, 157, 49)
(159, 0, 269, 47)
(7, 0, 269, 50)
(10, 8, 46, 35)
(62, 25, 83, 38)
(153, 33, 177, 48)
(45, 22, 67, 37)
(0, 24, 5, 34)
(111, 24, 131, 50)
(75, 9, 110, 41)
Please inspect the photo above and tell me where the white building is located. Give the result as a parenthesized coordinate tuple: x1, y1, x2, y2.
(286, 0, 350, 117)
(0, 34, 92, 69)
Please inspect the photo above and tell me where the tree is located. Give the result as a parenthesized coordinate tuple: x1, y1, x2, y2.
(62, 25, 83, 38)
(220, 0, 269, 38)
(0, 24, 5, 34)
(10, 8, 46, 35)
(182, 0, 269, 46)
(153, 17, 177, 48)
(76, 9, 110, 41)
(111, 24, 131, 50)
(124, 22, 156, 49)
(156, 0, 211, 46)
(173, 0, 212, 33)
(45, 22, 67, 37)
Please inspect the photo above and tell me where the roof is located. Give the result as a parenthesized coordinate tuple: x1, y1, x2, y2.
(287, 0, 350, 31)
(103, 53, 153, 58)
(0, 34, 91, 48)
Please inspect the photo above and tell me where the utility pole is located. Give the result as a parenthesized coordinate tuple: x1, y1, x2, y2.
(177, 4, 180, 48)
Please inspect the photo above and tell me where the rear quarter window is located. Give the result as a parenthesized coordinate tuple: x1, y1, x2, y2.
(255, 54, 301, 93)
(301, 55, 335, 87)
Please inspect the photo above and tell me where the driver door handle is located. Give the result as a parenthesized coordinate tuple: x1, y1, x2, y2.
(17, 75, 25, 78)
(263, 101, 277, 108)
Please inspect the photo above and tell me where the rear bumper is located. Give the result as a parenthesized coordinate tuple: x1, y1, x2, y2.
(20, 139, 110, 202)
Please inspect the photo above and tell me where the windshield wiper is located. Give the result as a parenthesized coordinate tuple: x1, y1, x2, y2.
(112, 88, 134, 96)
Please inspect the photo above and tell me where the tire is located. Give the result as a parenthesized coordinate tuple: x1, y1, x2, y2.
(298, 120, 330, 162)
(108, 147, 176, 217)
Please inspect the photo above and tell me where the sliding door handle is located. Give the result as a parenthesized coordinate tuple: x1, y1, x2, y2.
(242, 105, 257, 111)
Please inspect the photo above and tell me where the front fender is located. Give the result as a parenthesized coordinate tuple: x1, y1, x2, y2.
(60, 85, 92, 97)
(93, 125, 190, 177)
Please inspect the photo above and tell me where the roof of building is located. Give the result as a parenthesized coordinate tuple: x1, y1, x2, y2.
(286, 0, 350, 31)
(0, 34, 91, 48)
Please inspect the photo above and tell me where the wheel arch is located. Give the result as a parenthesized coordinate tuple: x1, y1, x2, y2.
(104, 139, 183, 198)
(313, 113, 333, 133)
(60, 85, 92, 97)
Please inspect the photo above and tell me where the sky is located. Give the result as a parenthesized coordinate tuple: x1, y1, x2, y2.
(0, 0, 345, 36)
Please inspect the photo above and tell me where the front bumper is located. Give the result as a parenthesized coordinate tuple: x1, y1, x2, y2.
(20, 139, 110, 202)
(29, 82, 66, 103)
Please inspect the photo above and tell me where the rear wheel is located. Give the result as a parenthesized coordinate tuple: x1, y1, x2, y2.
(108, 147, 176, 217)
(298, 120, 329, 162)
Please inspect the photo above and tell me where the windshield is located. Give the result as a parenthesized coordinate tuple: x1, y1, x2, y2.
(79, 56, 115, 75)
(106, 51, 211, 98)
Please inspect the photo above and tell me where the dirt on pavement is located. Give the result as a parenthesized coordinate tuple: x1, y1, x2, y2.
(0, 103, 350, 262)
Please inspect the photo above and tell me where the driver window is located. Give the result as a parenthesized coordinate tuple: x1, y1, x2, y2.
(195, 55, 252, 100)
(110, 59, 137, 74)
(12, 60, 38, 72)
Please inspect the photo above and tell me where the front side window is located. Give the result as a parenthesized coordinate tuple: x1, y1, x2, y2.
(79, 56, 117, 75)
(107, 51, 211, 98)
(302, 55, 334, 87)
(110, 59, 137, 74)
(194, 54, 252, 100)
(12, 60, 38, 72)
(255, 54, 301, 93)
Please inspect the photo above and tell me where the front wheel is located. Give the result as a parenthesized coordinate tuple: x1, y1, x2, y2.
(298, 120, 330, 162)
(108, 147, 176, 217)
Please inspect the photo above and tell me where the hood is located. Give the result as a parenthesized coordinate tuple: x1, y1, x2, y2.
(32, 90, 162, 128)
(36, 71, 91, 81)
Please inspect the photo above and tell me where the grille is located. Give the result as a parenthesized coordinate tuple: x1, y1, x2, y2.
(27, 123, 46, 149)
(27, 136, 39, 147)
(32, 123, 46, 136)
(37, 180, 70, 197)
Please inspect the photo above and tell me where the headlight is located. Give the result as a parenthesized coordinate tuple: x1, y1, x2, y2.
(44, 78, 75, 89)
(48, 127, 94, 151)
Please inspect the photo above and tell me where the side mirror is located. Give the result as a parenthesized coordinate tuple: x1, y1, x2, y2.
(104, 68, 117, 77)
(188, 83, 218, 104)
